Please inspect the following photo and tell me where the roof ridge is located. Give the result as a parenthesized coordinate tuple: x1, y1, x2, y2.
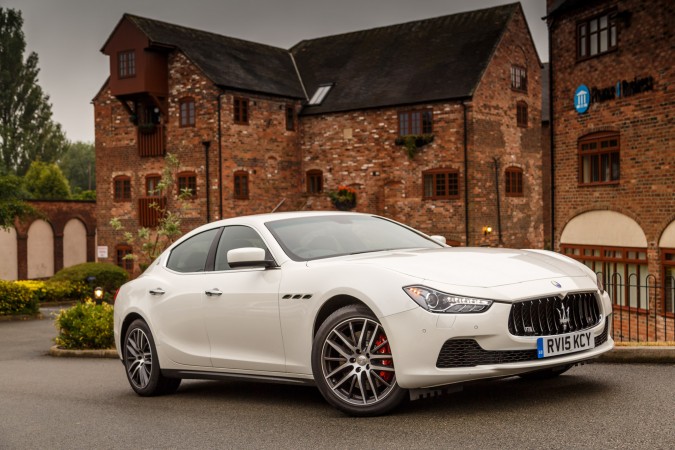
(291, 3, 518, 49)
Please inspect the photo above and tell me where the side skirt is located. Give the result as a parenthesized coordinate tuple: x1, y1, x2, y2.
(162, 369, 316, 386)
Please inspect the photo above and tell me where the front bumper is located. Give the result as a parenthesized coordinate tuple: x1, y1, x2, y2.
(381, 293, 614, 389)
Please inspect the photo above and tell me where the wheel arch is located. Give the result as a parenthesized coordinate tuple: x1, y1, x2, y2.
(120, 312, 147, 349)
(312, 294, 371, 337)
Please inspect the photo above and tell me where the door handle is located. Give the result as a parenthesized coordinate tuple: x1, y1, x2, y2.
(149, 288, 165, 296)
(205, 288, 223, 297)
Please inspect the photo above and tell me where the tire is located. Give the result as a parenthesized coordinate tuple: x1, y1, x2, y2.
(312, 304, 407, 416)
(123, 319, 181, 396)
(518, 364, 573, 380)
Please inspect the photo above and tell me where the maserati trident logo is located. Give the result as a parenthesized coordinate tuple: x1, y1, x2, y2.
(557, 305, 571, 330)
(551, 280, 562, 288)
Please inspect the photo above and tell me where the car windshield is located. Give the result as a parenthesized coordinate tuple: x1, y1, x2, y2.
(265, 215, 442, 261)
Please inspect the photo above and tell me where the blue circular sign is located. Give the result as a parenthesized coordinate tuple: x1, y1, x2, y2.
(574, 84, 590, 114)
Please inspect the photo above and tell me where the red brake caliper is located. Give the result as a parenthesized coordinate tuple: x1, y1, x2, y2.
(375, 334, 393, 382)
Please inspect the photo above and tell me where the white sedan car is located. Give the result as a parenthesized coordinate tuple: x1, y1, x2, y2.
(114, 212, 613, 416)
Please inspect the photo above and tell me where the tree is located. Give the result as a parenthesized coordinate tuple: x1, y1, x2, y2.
(59, 141, 95, 192)
(23, 160, 71, 199)
(0, 8, 68, 176)
(110, 153, 190, 271)
(0, 171, 35, 229)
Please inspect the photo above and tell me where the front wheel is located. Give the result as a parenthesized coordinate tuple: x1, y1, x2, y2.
(123, 319, 181, 396)
(312, 304, 407, 416)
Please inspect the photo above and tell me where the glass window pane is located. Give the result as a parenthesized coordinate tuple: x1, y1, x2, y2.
(590, 19, 598, 33)
(215, 226, 270, 271)
(600, 15, 608, 29)
(167, 229, 219, 273)
(600, 30, 608, 52)
(590, 36, 598, 55)
(424, 175, 433, 197)
(435, 173, 446, 196)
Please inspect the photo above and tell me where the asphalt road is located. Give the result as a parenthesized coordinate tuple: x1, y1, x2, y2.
(1, 314, 673, 450)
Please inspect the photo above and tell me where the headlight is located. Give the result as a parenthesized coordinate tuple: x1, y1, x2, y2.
(403, 286, 493, 313)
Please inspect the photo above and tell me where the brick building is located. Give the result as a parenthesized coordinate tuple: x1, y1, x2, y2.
(546, 0, 674, 338)
(94, 4, 543, 274)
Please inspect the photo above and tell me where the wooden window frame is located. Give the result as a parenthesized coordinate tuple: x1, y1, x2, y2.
(179, 97, 196, 127)
(233, 97, 249, 125)
(505, 166, 524, 197)
(285, 105, 295, 131)
(510, 65, 527, 92)
(177, 172, 197, 199)
(577, 11, 618, 60)
(561, 244, 649, 311)
(113, 176, 131, 202)
(233, 171, 249, 199)
(116, 244, 134, 274)
(145, 174, 161, 196)
(516, 101, 528, 128)
(578, 132, 620, 186)
(118, 50, 136, 79)
(306, 170, 323, 194)
(398, 109, 433, 136)
(422, 169, 459, 200)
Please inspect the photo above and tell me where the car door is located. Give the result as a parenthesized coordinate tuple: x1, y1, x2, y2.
(202, 225, 285, 372)
(148, 227, 221, 368)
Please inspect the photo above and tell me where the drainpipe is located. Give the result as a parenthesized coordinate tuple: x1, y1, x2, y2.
(547, 17, 556, 250)
(217, 93, 223, 220)
(463, 102, 470, 246)
(202, 140, 211, 222)
(493, 157, 503, 245)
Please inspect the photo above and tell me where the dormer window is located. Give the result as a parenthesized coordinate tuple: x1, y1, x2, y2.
(308, 84, 332, 105)
(118, 50, 136, 78)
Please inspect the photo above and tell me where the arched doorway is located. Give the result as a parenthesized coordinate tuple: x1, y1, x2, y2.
(27, 220, 54, 279)
(63, 219, 87, 268)
(0, 227, 18, 280)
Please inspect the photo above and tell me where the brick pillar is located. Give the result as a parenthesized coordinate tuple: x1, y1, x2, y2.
(54, 233, 64, 274)
(87, 233, 96, 262)
(16, 234, 27, 280)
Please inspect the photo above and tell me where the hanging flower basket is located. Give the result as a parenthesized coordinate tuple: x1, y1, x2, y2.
(328, 185, 357, 211)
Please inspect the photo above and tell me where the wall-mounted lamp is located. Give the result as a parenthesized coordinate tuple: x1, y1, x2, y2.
(482, 226, 493, 236)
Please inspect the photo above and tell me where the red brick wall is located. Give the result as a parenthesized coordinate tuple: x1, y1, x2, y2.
(550, 0, 675, 276)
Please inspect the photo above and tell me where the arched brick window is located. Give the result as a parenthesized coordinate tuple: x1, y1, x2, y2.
(113, 175, 131, 201)
(306, 170, 323, 194)
(179, 97, 195, 127)
(505, 166, 524, 197)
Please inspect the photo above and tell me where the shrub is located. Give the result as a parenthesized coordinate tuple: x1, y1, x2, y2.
(51, 262, 129, 296)
(14, 280, 89, 303)
(54, 300, 114, 350)
(0, 280, 39, 316)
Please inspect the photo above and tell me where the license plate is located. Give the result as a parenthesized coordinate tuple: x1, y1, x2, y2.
(537, 330, 594, 358)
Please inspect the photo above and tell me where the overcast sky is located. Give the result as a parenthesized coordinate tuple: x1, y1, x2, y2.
(3, 0, 548, 143)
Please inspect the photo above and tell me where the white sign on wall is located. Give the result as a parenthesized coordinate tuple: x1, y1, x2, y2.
(97, 246, 108, 259)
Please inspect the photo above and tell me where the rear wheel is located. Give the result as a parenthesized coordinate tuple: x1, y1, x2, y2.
(312, 304, 407, 416)
(123, 319, 181, 396)
(519, 364, 573, 380)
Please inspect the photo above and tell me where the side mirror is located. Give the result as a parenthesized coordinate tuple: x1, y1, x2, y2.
(227, 247, 275, 268)
(430, 235, 447, 245)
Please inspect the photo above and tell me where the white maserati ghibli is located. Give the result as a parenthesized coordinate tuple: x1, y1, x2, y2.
(114, 212, 614, 416)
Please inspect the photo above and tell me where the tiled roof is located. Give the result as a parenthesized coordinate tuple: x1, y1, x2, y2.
(126, 14, 306, 99)
(292, 3, 519, 115)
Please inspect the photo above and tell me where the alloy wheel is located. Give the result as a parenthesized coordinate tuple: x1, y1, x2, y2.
(125, 328, 153, 389)
(320, 317, 396, 406)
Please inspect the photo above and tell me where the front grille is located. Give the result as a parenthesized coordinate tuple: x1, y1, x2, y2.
(436, 317, 610, 369)
(508, 292, 601, 337)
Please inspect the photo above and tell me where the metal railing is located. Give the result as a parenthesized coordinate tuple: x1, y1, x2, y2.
(598, 272, 675, 342)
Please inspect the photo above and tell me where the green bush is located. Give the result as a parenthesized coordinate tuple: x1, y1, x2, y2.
(54, 301, 114, 350)
(51, 262, 129, 296)
(0, 280, 39, 316)
(14, 280, 89, 303)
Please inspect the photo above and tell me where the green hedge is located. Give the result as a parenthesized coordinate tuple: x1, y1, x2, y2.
(51, 262, 129, 296)
(0, 280, 39, 316)
(54, 301, 114, 350)
(14, 280, 89, 303)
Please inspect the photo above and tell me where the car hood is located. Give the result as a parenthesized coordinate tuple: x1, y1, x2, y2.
(314, 248, 588, 288)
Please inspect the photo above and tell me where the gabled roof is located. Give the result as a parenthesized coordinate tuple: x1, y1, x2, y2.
(291, 4, 519, 115)
(119, 14, 306, 99)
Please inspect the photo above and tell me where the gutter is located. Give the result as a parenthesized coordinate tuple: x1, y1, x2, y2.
(463, 102, 470, 246)
(547, 18, 556, 249)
